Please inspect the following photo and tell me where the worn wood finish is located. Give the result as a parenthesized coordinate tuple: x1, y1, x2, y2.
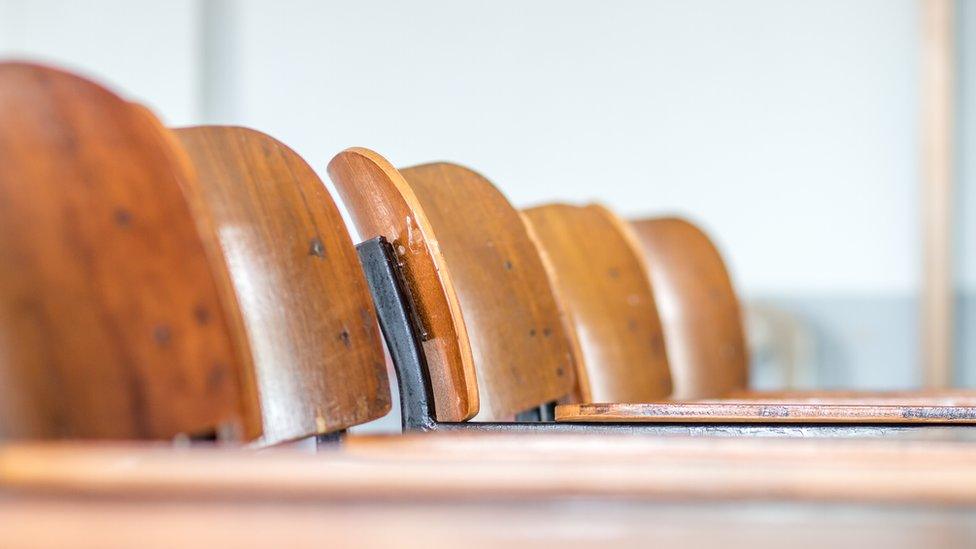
(0, 63, 258, 440)
(556, 402, 976, 424)
(328, 149, 477, 421)
(522, 204, 671, 403)
(329, 150, 577, 420)
(174, 128, 391, 444)
(630, 217, 748, 399)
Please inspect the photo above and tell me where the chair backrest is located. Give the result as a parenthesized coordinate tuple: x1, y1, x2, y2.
(329, 149, 577, 421)
(173, 127, 391, 443)
(522, 204, 672, 403)
(630, 217, 749, 398)
(0, 63, 260, 440)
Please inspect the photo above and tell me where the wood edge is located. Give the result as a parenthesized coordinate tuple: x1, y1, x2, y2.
(328, 148, 480, 421)
(556, 402, 976, 423)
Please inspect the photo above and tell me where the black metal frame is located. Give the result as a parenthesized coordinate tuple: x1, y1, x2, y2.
(357, 237, 972, 439)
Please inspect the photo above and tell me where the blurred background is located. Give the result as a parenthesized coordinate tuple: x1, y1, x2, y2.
(1, 1, 972, 411)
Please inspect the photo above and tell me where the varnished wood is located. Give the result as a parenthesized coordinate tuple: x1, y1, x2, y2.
(328, 149, 477, 421)
(630, 217, 748, 399)
(329, 150, 577, 420)
(174, 128, 391, 444)
(0, 63, 258, 440)
(7, 437, 976, 546)
(556, 402, 976, 423)
(522, 204, 671, 402)
(7, 435, 976, 502)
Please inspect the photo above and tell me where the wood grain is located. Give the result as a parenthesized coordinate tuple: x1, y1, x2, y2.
(522, 204, 671, 402)
(330, 150, 577, 420)
(630, 217, 748, 399)
(174, 127, 391, 444)
(556, 402, 976, 424)
(0, 63, 257, 440)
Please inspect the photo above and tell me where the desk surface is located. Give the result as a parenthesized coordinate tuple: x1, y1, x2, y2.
(4, 435, 976, 547)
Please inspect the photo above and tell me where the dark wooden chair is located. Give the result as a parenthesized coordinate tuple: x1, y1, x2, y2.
(631, 216, 976, 403)
(522, 204, 976, 424)
(0, 63, 390, 444)
(0, 63, 259, 440)
(329, 149, 975, 435)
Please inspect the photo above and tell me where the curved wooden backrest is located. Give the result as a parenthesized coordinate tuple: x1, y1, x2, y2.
(174, 128, 391, 443)
(522, 204, 673, 403)
(0, 63, 259, 440)
(630, 217, 749, 399)
(329, 149, 577, 420)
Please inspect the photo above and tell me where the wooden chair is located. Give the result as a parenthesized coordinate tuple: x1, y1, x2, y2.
(0, 63, 390, 444)
(522, 204, 976, 424)
(0, 62, 259, 440)
(329, 150, 577, 425)
(329, 149, 974, 435)
(169, 126, 392, 445)
(631, 216, 976, 403)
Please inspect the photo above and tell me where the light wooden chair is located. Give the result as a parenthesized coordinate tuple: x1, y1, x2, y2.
(631, 216, 976, 403)
(330, 149, 975, 435)
(522, 203, 976, 424)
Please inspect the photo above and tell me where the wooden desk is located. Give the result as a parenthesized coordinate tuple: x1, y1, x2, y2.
(4, 436, 976, 547)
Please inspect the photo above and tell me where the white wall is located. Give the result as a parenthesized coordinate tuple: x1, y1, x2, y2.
(0, 0, 202, 125)
(225, 0, 921, 296)
(4, 0, 972, 400)
(0, 0, 923, 297)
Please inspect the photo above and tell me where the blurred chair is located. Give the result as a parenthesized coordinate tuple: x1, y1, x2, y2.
(523, 204, 976, 424)
(0, 63, 258, 440)
(630, 216, 976, 403)
(0, 63, 391, 444)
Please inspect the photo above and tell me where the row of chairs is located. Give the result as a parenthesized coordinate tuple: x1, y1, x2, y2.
(2, 62, 975, 448)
